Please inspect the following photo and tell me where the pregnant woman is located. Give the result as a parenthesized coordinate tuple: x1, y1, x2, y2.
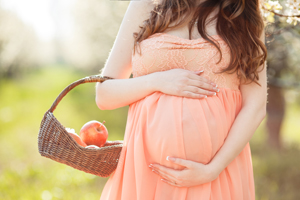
(96, 0, 267, 199)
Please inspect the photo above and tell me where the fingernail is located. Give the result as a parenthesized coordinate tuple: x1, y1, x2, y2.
(166, 156, 175, 162)
(205, 95, 207, 98)
(149, 164, 153, 167)
(213, 92, 216, 95)
(194, 70, 204, 73)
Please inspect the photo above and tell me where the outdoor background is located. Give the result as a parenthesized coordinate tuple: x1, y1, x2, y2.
(0, 0, 299, 199)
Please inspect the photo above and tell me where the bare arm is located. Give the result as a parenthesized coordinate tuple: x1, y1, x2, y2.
(208, 28, 267, 175)
(96, 1, 219, 110)
(95, 1, 157, 110)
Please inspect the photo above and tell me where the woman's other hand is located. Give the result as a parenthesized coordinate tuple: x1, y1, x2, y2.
(149, 156, 219, 187)
(151, 69, 219, 99)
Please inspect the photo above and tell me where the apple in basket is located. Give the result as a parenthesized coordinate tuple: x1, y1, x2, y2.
(85, 145, 101, 149)
(65, 128, 87, 147)
(80, 120, 108, 148)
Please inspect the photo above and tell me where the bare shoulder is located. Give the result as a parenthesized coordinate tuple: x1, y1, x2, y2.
(127, 0, 158, 24)
(100, 0, 156, 79)
(127, 0, 157, 29)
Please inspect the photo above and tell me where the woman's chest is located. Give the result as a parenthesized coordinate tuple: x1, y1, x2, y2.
(131, 33, 240, 90)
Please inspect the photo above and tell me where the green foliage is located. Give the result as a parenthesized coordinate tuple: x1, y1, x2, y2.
(0, 66, 299, 199)
(252, 144, 300, 200)
(251, 104, 300, 200)
(0, 66, 127, 199)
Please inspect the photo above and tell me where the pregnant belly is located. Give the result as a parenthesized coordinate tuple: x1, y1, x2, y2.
(127, 89, 242, 170)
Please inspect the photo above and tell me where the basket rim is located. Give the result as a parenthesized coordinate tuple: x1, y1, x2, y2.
(38, 75, 122, 177)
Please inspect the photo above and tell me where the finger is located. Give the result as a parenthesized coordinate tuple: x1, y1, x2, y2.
(193, 70, 204, 75)
(150, 164, 181, 179)
(193, 70, 204, 73)
(181, 91, 207, 99)
(161, 178, 181, 187)
(188, 79, 219, 93)
(151, 168, 176, 182)
(151, 167, 177, 180)
(184, 86, 217, 96)
(188, 72, 216, 86)
(166, 157, 195, 169)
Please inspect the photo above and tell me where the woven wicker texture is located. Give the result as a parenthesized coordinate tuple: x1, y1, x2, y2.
(38, 75, 123, 177)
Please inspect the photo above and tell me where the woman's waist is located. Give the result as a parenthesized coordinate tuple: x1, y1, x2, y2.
(129, 88, 242, 111)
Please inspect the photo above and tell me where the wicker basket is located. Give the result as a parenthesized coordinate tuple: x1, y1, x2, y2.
(38, 75, 123, 177)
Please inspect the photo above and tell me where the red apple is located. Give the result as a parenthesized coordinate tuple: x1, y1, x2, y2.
(65, 128, 87, 147)
(80, 120, 108, 148)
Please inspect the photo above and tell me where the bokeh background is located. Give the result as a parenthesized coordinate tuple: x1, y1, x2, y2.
(0, 0, 299, 199)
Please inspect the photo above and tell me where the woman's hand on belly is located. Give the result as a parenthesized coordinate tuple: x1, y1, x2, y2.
(151, 69, 219, 99)
(148, 156, 219, 187)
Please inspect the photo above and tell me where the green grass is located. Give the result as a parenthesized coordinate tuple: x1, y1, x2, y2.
(0, 66, 128, 199)
(0, 65, 299, 199)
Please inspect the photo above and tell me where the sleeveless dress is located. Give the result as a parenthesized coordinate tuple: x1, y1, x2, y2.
(99, 32, 255, 200)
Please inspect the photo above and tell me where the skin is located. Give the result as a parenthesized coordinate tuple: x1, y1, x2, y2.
(96, 0, 267, 187)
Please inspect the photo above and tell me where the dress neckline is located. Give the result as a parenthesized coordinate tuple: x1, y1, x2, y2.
(148, 32, 221, 42)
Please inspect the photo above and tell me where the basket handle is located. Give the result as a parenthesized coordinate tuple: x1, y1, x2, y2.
(49, 75, 113, 113)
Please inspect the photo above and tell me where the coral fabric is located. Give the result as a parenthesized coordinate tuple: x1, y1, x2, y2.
(100, 33, 255, 200)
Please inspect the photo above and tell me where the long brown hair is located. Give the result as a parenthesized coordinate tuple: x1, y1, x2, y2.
(132, 0, 267, 86)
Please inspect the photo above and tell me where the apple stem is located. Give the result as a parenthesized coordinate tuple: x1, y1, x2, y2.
(103, 120, 106, 124)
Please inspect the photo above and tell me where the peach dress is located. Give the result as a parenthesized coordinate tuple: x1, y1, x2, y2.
(100, 33, 255, 200)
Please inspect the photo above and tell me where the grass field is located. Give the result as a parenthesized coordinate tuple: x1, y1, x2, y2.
(0, 65, 299, 200)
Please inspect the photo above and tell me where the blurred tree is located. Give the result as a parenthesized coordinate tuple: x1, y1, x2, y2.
(50, 0, 66, 64)
(68, 0, 129, 72)
(0, 7, 41, 79)
(265, 15, 300, 150)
